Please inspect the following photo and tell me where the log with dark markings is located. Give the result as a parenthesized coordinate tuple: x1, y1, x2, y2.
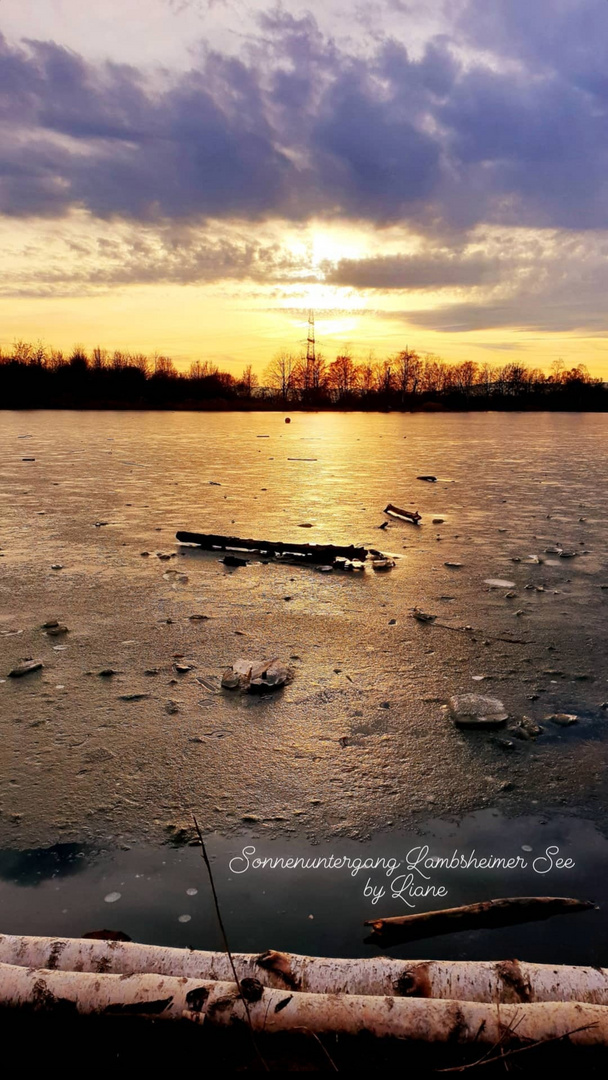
(176, 531, 369, 562)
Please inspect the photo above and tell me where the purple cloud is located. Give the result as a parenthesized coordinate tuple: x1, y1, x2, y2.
(1, 4, 608, 233)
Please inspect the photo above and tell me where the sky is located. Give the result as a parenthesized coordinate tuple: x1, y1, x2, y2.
(3, 0, 608, 375)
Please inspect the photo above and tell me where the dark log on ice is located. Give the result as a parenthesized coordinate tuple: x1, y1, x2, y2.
(365, 897, 594, 946)
(176, 531, 369, 563)
(384, 503, 421, 524)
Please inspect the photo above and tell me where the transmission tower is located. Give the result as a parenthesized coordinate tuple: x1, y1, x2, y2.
(306, 309, 316, 364)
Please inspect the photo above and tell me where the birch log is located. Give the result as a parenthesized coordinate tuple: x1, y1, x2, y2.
(1, 962, 608, 1046)
(2, 935, 608, 1004)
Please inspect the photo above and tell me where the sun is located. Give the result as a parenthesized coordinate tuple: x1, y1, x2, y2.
(309, 225, 368, 270)
(271, 222, 372, 336)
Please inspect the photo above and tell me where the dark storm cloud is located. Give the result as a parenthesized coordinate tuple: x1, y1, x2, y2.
(0, 33, 296, 220)
(436, 60, 608, 230)
(2, 3, 608, 230)
(310, 68, 441, 217)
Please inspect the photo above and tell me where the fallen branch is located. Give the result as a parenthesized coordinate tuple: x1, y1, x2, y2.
(365, 897, 594, 946)
(2, 936, 608, 1004)
(2, 963, 608, 1045)
(384, 503, 421, 524)
(176, 530, 368, 563)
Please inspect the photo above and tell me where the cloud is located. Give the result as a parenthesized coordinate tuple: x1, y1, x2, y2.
(405, 297, 608, 335)
(455, 0, 608, 88)
(0, 33, 298, 221)
(327, 250, 501, 289)
(0, 214, 325, 297)
(2, 7, 608, 233)
(474, 341, 526, 351)
(391, 264, 608, 335)
(367, 226, 608, 334)
(3, 3, 608, 338)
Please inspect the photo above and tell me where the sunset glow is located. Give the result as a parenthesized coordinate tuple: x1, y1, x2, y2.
(2, 1, 608, 377)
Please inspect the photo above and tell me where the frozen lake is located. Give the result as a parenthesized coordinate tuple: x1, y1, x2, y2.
(1, 409, 607, 954)
(1, 409, 608, 849)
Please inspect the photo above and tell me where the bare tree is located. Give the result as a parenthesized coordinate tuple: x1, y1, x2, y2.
(12, 340, 35, 364)
(327, 353, 360, 401)
(550, 358, 565, 383)
(563, 363, 592, 385)
(421, 353, 444, 393)
(477, 362, 496, 395)
(393, 347, 422, 401)
(452, 360, 478, 393)
(130, 353, 150, 375)
(153, 354, 177, 377)
(263, 350, 296, 401)
(189, 360, 219, 379)
(91, 347, 108, 370)
(293, 350, 328, 400)
(239, 364, 258, 397)
(358, 352, 376, 395)
(376, 359, 395, 396)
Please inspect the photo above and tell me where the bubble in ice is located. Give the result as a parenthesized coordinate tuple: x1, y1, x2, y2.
(186, 888, 198, 896)
(104, 891, 121, 903)
(178, 914, 192, 923)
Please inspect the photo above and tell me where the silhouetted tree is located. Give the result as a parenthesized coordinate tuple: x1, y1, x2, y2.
(0, 338, 605, 411)
(264, 350, 296, 402)
(327, 353, 359, 401)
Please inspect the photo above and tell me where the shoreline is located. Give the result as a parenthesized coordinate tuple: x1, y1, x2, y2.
(3, 401, 608, 413)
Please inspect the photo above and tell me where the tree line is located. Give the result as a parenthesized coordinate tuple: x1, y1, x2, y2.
(0, 340, 605, 410)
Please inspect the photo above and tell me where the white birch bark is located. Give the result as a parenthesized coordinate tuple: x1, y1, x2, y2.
(1, 935, 608, 1004)
(0, 961, 607, 1045)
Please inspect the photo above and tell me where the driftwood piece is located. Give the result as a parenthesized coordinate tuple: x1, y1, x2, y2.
(384, 504, 421, 524)
(176, 531, 368, 563)
(2, 962, 608, 1045)
(365, 897, 594, 946)
(3, 936, 608, 1005)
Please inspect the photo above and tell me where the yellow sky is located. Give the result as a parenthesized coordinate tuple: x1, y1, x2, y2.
(2, 214, 608, 377)
(2, 286, 608, 377)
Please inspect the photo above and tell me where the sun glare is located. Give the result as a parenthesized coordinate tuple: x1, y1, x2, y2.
(310, 227, 366, 268)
